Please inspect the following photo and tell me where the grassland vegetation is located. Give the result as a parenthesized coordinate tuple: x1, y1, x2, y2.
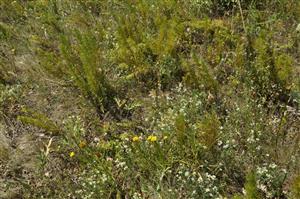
(0, 0, 300, 198)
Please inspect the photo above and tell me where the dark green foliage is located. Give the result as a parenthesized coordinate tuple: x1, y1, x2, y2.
(60, 31, 116, 116)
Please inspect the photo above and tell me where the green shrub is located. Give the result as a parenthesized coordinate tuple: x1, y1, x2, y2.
(245, 172, 260, 199)
(60, 31, 116, 116)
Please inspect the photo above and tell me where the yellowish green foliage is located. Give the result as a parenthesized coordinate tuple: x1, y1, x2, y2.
(182, 53, 219, 92)
(196, 112, 220, 149)
(245, 172, 261, 199)
(274, 54, 293, 88)
(174, 114, 187, 144)
(18, 109, 61, 135)
(292, 176, 300, 199)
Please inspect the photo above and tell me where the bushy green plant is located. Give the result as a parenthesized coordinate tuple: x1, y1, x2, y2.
(60, 31, 116, 116)
(245, 172, 260, 199)
(18, 109, 61, 135)
(111, 1, 185, 89)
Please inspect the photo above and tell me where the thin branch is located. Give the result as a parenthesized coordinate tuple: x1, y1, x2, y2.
(237, 0, 247, 33)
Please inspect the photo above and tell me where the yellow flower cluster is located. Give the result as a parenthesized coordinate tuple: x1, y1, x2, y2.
(132, 135, 162, 142)
(147, 135, 157, 142)
(132, 136, 140, 142)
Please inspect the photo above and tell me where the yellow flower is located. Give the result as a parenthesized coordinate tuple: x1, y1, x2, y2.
(69, 151, 75, 158)
(163, 136, 168, 140)
(147, 135, 157, 142)
(132, 136, 140, 142)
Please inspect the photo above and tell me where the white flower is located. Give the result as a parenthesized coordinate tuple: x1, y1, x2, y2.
(296, 23, 300, 32)
(259, 184, 267, 192)
(184, 171, 190, 177)
(269, 163, 277, 169)
(197, 175, 203, 183)
(217, 140, 223, 146)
